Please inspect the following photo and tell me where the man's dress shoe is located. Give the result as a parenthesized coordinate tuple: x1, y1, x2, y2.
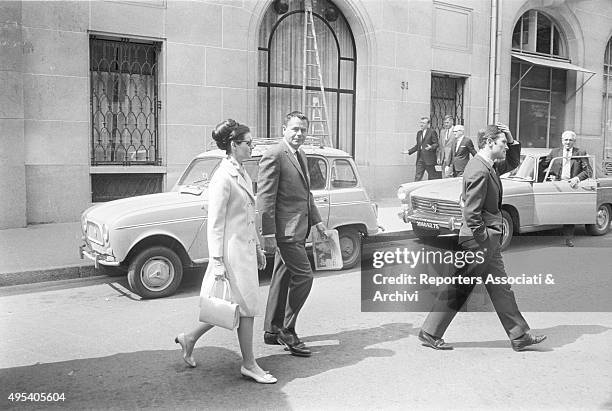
(511, 333, 547, 351)
(264, 331, 281, 345)
(565, 239, 575, 247)
(277, 329, 311, 357)
(418, 330, 453, 350)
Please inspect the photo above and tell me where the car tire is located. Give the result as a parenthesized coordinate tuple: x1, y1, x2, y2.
(586, 204, 611, 236)
(338, 227, 362, 269)
(412, 226, 440, 241)
(127, 246, 183, 299)
(500, 209, 514, 251)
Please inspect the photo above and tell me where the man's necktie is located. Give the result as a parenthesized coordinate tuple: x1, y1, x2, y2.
(296, 152, 308, 179)
(561, 150, 571, 180)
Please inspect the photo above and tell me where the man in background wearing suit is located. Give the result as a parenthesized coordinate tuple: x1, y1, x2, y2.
(408, 116, 440, 181)
(539, 130, 592, 247)
(437, 115, 455, 178)
(444, 124, 477, 177)
(418, 123, 546, 352)
(257, 111, 327, 357)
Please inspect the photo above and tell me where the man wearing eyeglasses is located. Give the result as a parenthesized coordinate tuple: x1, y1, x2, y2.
(257, 110, 327, 357)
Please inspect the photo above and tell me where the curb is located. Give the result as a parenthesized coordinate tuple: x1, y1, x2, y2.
(0, 264, 100, 287)
(0, 230, 415, 288)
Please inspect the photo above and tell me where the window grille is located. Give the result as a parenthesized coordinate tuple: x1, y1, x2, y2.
(430, 75, 465, 137)
(90, 37, 161, 166)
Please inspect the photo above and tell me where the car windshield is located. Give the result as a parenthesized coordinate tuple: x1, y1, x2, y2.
(178, 158, 221, 187)
(177, 157, 261, 190)
(502, 155, 535, 180)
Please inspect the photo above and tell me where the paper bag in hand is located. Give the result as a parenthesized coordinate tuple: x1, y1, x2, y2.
(313, 229, 343, 271)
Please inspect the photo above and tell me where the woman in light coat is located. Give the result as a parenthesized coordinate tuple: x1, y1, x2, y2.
(175, 119, 275, 384)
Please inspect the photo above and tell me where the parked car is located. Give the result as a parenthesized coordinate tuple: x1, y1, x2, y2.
(397, 148, 612, 250)
(80, 141, 379, 298)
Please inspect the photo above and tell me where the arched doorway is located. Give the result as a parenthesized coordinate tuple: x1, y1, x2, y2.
(509, 10, 568, 148)
(257, 0, 356, 154)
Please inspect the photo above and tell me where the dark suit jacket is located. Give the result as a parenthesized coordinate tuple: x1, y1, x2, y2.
(446, 136, 477, 173)
(539, 147, 591, 181)
(458, 142, 521, 246)
(408, 129, 439, 165)
(437, 127, 454, 165)
(257, 141, 322, 243)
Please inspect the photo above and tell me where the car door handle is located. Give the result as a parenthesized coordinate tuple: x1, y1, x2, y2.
(315, 196, 329, 203)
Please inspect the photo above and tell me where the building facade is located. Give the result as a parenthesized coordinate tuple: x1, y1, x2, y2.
(1, 0, 611, 228)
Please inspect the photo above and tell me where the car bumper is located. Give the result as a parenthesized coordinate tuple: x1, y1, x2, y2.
(79, 242, 120, 268)
(398, 207, 462, 233)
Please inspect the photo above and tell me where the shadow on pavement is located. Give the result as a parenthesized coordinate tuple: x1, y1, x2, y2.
(0, 322, 418, 410)
(449, 324, 611, 351)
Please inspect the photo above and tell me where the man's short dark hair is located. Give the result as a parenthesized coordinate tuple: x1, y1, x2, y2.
(284, 110, 309, 126)
(478, 125, 503, 148)
(443, 114, 454, 123)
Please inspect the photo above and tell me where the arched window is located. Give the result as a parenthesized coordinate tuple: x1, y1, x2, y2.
(509, 10, 568, 147)
(258, 0, 356, 154)
(603, 37, 612, 170)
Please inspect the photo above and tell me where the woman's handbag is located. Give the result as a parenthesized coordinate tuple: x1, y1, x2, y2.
(199, 275, 240, 330)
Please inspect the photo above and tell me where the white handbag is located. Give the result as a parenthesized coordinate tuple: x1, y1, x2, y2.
(199, 276, 240, 330)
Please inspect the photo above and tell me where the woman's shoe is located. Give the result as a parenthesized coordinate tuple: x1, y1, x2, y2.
(174, 333, 196, 368)
(240, 366, 277, 384)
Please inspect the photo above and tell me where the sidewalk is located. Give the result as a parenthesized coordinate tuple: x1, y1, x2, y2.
(0, 197, 410, 287)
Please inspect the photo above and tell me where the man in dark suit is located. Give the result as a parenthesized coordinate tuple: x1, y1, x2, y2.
(408, 116, 440, 181)
(444, 124, 477, 177)
(418, 123, 546, 352)
(257, 110, 327, 357)
(539, 130, 592, 247)
(437, 115, 455, 178)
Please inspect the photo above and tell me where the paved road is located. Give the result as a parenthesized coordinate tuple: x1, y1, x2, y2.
(1, 233, 611, 410)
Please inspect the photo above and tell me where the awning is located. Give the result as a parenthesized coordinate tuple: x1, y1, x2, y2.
(511, 52, 596, 101)
(511, 52, 595, 74)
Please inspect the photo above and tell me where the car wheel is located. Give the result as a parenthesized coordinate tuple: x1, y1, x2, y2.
(338, 227, 362, 269)
(500, 210, 514, 251)
(586, 204, 611, 236)
(127, 246, 183, 299)
(412, 226, 440, 241)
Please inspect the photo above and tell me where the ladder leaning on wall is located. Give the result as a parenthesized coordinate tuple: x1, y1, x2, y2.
(302, 0, 332, 148)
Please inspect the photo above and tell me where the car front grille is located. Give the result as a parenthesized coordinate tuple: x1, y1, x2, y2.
(411, 196, 462, 218)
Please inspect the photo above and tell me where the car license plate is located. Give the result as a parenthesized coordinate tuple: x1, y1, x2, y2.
(414, 220, 440, 230)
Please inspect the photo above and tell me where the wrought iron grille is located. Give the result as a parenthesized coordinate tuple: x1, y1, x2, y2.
(430, 75, 465, 136)
(90, 37, 161, 165)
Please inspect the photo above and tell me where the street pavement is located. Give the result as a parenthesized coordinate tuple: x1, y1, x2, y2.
(1, 233, 611, 410)
(0, 198, 408, 286)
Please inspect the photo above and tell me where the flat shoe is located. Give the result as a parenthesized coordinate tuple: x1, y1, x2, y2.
(174, 333, 196, 368)
(240, 366, 277, 384)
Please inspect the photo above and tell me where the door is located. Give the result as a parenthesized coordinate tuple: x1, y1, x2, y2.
(532, 155, 597, 224)
(308, 155, 330, 225)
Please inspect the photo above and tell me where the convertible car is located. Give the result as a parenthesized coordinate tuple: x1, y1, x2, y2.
(397, 148, 612, 250)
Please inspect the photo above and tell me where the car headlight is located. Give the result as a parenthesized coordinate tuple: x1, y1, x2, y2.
(102, 224, 110, 244)
(81, 214, 87, 234)
(397, 187, 409, 202)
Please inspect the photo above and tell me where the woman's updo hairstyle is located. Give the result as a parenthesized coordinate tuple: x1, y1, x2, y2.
(211, 119, 250, 154)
